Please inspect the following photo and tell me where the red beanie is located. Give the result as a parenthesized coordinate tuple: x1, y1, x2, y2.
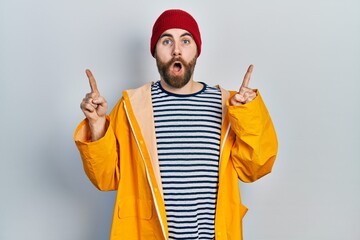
(150, 9, 202, 57)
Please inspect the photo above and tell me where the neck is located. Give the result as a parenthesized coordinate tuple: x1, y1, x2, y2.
(160, 79, 203, 95)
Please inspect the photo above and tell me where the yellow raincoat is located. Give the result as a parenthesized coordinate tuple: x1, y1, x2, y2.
(74, 82, 278, 240)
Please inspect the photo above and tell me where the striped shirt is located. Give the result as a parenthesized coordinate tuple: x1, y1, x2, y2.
(151, 81, 222, 240)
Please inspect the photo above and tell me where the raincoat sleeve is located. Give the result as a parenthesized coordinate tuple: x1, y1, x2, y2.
(227, 90, 278, 182)
(73, 100, 124, 191)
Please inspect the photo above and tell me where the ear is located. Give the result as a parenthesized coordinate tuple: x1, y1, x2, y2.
(153, 46, 158, 58)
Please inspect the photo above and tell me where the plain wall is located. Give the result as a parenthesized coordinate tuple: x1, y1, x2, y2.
(1, 0, 359, 239)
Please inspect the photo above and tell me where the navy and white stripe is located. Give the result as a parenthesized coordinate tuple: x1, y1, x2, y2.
(151, 81, 222, 240)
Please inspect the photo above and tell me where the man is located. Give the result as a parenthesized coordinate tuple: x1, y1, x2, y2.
(74, 9, 278, 240)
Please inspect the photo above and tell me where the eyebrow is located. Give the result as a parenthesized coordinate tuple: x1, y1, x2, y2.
(159, 32, 193, 39)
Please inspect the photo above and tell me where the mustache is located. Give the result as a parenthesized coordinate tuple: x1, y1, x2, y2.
(168, 57, 186, 66)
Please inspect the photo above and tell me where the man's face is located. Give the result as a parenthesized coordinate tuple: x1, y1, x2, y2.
(155, 28, 198, 89)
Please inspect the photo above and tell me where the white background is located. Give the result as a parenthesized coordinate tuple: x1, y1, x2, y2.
(1, 0, 359, 239)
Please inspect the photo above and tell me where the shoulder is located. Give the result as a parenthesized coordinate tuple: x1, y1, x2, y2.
(122, 82, 154, 100)
(212, 84, 238, 100)
(124, 82, 154, 94)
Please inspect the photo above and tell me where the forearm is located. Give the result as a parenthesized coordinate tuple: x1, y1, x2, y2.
(74, 117, 120, 190)
(227, 91, 278, 182)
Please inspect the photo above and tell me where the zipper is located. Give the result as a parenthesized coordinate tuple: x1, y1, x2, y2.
(220, 123, 231, 156)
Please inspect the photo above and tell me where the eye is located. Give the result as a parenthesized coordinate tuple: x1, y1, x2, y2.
(163, 39, 172, 45)
(183, 39, 191, 44)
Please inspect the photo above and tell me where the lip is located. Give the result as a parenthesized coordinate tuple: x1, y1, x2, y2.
(170, 61, 183, 75)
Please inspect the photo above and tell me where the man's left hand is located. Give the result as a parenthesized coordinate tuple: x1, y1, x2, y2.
(230, 64, 257, 106)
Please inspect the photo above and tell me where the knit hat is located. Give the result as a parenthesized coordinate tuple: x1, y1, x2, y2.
(150, 9, 202, 57)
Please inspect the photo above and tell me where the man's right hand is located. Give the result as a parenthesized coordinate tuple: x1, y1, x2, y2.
(80, 69, 108, 141)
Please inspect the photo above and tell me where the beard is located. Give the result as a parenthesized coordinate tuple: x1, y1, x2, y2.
(156, 55, 197, 89)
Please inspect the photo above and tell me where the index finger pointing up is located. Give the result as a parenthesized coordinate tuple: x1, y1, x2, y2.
(85, 69, 99, 95)
(240, 64, 254, 89)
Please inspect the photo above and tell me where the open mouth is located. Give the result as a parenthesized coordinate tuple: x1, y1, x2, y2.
(172, 62, 183, 73)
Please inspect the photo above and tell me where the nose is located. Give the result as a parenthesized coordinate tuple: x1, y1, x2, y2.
(172, 42, 181, 57)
